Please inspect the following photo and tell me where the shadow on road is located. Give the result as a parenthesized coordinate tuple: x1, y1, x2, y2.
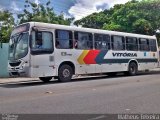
(0, 71, 160, 88)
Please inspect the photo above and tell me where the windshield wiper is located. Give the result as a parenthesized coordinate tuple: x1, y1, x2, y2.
(16, 33, 24, 43)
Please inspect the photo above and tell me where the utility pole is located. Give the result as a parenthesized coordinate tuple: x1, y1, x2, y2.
(155, 29, 160, 46)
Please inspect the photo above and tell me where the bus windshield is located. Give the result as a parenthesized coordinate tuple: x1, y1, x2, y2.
(9, 32, 29, 60)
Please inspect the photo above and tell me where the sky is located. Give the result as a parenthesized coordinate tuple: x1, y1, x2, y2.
(0, 0, 131, 20)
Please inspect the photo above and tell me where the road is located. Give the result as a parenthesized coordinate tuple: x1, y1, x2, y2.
(0, 71, 160, 114)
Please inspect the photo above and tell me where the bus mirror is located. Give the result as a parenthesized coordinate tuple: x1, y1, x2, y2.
(36, 32, 42, 41)
(32, 27, 38, 32)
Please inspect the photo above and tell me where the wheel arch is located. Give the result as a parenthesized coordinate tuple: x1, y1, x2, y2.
(128, 59, 139, 70)
(58, 61, 75, 74)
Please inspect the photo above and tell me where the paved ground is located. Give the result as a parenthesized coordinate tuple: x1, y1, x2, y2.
(0, 69, 160, 114)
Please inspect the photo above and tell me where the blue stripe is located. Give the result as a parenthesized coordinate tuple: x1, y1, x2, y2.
(95, 50, 158, 64)
(95, 50, 108, 64)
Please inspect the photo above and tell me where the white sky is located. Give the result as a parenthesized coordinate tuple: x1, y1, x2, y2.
(68, 0, 131, 20)
(0, 0, 131, 21)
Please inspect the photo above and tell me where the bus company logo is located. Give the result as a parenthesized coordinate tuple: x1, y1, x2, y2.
(78, 50, 108, 64)
(144, 52, 147, 57)
(61, 52, 72, 56)
(77, 50, 138, 64)
(112, 52, 137, 57)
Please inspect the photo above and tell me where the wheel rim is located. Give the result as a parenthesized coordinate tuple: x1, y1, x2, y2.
(63, 69, 70, 78)
(130, 65, 135, 73)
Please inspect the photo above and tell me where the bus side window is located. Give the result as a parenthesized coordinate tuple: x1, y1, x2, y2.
(111, 35, 125, 50)
(149, 39, 157, 52)
(126, 37, 138, 51)
(94, 34, 110, 50)
(139, 38, 149, 51)
(31, 31, 53, 53)
(55, 30, 73, 49)
(74, 31, 93, 49)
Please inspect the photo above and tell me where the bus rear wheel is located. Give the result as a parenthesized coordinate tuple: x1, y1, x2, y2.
(39, 77, 52, 82)
(128, 62, 138, 76)
(58, 64, 73, 82)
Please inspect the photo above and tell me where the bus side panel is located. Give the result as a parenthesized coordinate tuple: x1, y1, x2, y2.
(54, 49, 96, 75)
(138, 51, 158, 70)
(102, 64, 127, 73)
(30, 54, 56, 77)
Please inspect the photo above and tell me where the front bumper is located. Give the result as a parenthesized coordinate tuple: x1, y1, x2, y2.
(8, 60, 29, 77)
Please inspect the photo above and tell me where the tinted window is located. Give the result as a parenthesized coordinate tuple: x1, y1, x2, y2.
(139, 38, 149, 51)
(55, 30, 73, 49)
(94, 34, 110, 50)
(74, 32, 93, 49)
(31, 31, 53, 54)
(126, 37, 138, 51)
(149, 39, 157, 52)
(112, 36, 125, 50)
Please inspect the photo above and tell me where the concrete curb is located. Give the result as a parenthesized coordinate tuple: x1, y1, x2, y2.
(0, 77, 39, 84)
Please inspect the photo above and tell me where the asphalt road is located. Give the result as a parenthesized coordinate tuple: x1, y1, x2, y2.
(0, 71, 160, 114)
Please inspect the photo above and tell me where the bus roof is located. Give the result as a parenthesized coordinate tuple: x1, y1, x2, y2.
(26, 22, 156, 39)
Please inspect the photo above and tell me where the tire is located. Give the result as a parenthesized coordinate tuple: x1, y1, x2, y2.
(39, 77, 52, 82)
(128, 62, 138, 76)
(58, 64, 73, 82)
(107, 72, 117, 77)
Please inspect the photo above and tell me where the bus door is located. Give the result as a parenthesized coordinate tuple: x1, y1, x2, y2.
(30, 28, 55, 77)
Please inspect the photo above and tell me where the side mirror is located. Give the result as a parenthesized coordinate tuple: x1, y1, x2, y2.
(35, 32, 43, 46)
(32, 27, 38, 32)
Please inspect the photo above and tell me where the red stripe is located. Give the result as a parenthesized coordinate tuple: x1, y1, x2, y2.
(83, 50, 100, 64)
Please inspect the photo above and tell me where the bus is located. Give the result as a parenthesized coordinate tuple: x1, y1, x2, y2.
(8, 22, 159, 82)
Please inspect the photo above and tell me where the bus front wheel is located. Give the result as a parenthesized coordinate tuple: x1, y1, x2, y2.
(39, 77, 52, 82)
(128, 62, 138, 76)
(58, 64, 73, 82)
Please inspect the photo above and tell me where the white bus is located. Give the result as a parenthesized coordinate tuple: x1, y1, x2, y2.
(8, 22, 159, 82)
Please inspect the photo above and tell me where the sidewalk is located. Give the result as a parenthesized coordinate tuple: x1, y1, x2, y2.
(0, 77, 39, 84)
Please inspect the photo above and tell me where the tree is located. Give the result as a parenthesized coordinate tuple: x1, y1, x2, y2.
(74, 12, 109, 29)
(132, 19, 153, 35)
(0, 10, 14, 43)
(18, 0, 72, 25)
(74, 0, 160, 36)
(103, 22, 123, 31)
(74, 0, 160, 45)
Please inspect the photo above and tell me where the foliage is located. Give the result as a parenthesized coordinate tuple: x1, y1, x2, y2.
(0, 0, 73, 43)
(0, 11, 14, 43)
(18, 0, 73, 25)
(74, 12, 109, 29)
(132, 19, 153, 35)
(74, 0, 160, 45)
(1, 0, 160, 45)
(103, 22, 123, 31)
